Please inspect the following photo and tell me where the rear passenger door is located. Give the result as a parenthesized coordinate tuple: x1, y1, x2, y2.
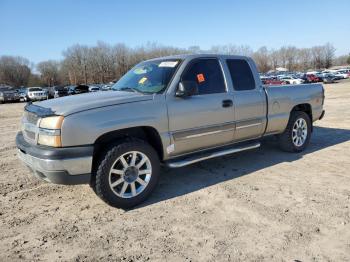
(226, 59, 266, 141)
(167, 58, 235, 155)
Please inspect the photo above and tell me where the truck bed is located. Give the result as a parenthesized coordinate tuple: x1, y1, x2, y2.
(264, 83, 324, 135)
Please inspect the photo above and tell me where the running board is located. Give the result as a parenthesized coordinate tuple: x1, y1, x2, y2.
(165, 142, 260, 168)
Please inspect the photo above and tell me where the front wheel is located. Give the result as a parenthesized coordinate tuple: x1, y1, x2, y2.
(94, 139, 160, 209)
(278, 111, 311, 152)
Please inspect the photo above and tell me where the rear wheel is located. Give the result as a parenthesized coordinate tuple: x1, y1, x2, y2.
(94, 139, 160, 209)
(278, 111, 311, 152)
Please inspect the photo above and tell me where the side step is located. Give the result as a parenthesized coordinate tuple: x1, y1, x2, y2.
(165, 142, 260, 168)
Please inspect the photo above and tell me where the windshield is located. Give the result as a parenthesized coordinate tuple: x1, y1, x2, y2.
(112, 59, 181, 94)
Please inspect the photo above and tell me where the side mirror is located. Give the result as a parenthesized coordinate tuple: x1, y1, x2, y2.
(176, 81, 198, 97)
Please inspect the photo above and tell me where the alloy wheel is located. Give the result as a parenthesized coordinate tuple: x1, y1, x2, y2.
(292, 118, 308, 147)
(108, 151, 152, 198)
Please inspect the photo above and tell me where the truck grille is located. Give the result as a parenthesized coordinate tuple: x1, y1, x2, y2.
(24, 111, 40, 125)
(25, 130, 36, 140)
(22, 111, 40, 144)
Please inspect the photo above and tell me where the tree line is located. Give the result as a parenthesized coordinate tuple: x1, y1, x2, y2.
(1, 42, 349, 87)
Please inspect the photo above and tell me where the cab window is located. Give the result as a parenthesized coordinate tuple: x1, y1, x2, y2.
(226, 59, 256, 91)
(181, 59, 226, 95)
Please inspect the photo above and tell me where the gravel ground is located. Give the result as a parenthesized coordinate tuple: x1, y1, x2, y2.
(0, 80, 349, 262)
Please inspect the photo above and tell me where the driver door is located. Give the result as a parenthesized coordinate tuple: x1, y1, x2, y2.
(166, 58, 235, 156)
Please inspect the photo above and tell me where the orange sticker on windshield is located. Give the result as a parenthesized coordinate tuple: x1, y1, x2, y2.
(197, 73, 205, 83)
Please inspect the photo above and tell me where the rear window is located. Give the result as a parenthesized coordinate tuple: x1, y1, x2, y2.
(226, 59, 256, 91)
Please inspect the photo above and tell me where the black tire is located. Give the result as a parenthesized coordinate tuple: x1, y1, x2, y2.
(278, 111, 311, 152)
(94, 139, 160, 209)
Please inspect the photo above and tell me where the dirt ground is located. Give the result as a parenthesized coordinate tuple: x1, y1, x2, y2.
(1, 80, 349, 262)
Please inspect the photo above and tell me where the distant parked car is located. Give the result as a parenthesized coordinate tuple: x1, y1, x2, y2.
(334, 72, 349, 79)
(67, 85, 89, 95)
(48, 86, 68, 99)
(315, 73, 324, 81)
(262, 77, 286, 85)
(101, 84, 113, 91)
(301, 74, 319, 83)
(336, 69, 350, 74)
(89, 85, 100, 92)
(0, 86, 20, 103)
(26, 87, 48, 101)
(323, 74, 338, 84)
(18, 88, 28, 101)
(279, 76, 304, 84)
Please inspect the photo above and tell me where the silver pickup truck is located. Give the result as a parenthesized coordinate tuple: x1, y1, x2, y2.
(16, 54, 325, 208)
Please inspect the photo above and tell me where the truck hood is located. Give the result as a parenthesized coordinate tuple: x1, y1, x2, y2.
(34, 91, 153, 116)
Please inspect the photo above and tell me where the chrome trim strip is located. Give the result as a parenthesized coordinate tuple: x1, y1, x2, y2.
(185, 129, 226, 139)
(166, 142, 260, 168)
(173, 122, 235, 141)
(18, 150, 92, 175)
(236, 122, 262, 130)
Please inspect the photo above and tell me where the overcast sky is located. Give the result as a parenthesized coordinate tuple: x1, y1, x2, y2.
(1, 0, 349, 63)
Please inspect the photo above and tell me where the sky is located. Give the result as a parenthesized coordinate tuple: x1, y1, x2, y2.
(1, 0, 349, 64)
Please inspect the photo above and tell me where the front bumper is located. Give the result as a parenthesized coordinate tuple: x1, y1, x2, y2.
(29, 96, 47, 101)
(16, 132, 93, 185)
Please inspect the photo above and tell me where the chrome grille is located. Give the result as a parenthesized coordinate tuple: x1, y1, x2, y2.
(25, 130, 36, 140)
(24, 111, 40, 125)
(22, 111, 40, 144)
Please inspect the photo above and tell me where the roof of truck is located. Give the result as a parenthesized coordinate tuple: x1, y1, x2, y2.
(146, 53, 250, 61)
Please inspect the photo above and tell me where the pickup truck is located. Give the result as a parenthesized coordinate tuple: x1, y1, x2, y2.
(16, 54, 325, 208)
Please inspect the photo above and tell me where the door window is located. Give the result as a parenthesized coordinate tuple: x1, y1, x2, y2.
(181, 59, 226, 95)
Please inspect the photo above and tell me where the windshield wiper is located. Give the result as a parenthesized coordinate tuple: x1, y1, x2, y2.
(118, 87, 142, 93)
(118, 87, 151, 95)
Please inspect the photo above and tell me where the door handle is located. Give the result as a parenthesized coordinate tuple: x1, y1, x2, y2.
(222, 99, 233, 108)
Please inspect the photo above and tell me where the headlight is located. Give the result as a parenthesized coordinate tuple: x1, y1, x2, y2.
(40, 116, 64, 129)
(38, 116, 64, 147)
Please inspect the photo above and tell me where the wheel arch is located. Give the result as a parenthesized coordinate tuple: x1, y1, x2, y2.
(92, 126, 164, 171)
(290, 103, 313, 131)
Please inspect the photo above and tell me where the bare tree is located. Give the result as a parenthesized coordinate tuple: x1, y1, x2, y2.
(311, 46, 325, 69)
(269, 49, 279, 71)
(210, 44, 253, 56)
(323, 43, 336, 69)
(0, 56, 31, 87)
(285, 46, 298, 71)
(114, 43, 131, 80)
(87, 42, 115, 83)
(253, 46, 270, 72)
(188, 46, 201, 54)
(37, 60, 60, 86)
(297, 48, 312, 71)
(62, 44, 89, 84)
(4, 42, 345, 88)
